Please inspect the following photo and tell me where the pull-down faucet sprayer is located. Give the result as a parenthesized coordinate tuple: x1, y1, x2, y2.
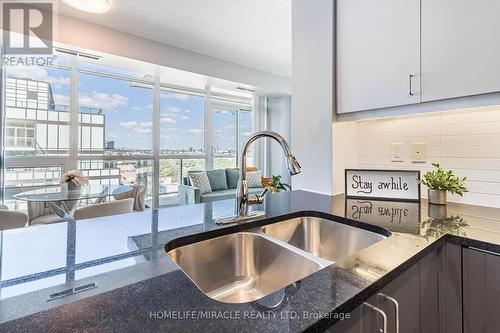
(215, 131, 301, 225)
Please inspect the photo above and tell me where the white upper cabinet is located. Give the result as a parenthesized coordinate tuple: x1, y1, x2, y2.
(337, 0, 421, 114)
(421, 0, 500, 102)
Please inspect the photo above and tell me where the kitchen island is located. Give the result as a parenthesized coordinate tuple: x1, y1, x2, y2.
(1, 191, 499, 332)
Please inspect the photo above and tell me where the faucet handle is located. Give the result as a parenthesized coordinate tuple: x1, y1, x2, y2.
(248, 188, 270, 205)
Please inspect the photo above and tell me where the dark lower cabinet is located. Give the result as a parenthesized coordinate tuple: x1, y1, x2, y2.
(329, 243, 500, 333)
(375, 263, 421, 333)
(463, 247, 500, 333)
(330, 248, 440, 333)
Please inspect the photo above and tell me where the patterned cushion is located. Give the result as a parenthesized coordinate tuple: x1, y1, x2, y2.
(246, 170, 262, 188)
(188, 172, 212, 193)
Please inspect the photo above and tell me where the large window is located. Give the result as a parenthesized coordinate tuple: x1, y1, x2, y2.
(4, 66, 71, 156)
(78, 72, 153, 156)
(2, 54, 254, 210)
(160, 91, 204, 155)
(213, 109, 237, 169)
(239, 110, 253, 165)
(159, 158, 205, 196)
(212, 108, 254, 169)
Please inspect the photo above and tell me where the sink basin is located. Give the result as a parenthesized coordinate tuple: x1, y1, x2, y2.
(167, 232, 322, 303)
(261, 217, 386, 261)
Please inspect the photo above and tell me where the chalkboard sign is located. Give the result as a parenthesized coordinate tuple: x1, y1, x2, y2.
(345, 169, 420, 202)
(345, 199, 421, 234)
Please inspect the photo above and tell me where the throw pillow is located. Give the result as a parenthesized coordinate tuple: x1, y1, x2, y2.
(206, 170, 228, 191)
(246, 170, 262, 188)
(225, 168, 240, 189)
(188, 172, 212, 193)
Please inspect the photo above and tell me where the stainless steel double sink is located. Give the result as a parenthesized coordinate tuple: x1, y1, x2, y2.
(166, 216, 387, 304)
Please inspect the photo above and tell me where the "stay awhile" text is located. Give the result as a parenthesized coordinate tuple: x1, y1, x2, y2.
(351, 175, 409, 194)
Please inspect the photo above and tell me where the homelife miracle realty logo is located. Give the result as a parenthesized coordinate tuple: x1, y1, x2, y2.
(2, 1, 53, 56)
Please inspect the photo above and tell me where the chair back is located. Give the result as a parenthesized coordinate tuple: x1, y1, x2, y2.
(113, 185, 146, 211)
(27, 201, 52, 222)
(73, 198, 134, 220)
(0, 209, 28, 230)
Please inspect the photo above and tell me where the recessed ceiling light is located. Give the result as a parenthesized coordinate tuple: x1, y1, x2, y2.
(62, 0, 111, 14)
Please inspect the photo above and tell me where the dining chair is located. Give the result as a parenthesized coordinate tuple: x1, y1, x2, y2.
(27, 200, 79, 225)
(113, 185, 146, 211)
(0, 205, 29, 230)
(27, 201, 65, 225)
(73, 198, 134, 220)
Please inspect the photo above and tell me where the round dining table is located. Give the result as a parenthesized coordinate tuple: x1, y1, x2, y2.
(13, 184, 133, 221)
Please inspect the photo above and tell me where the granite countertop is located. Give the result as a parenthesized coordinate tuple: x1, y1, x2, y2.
(1, 191, 500, 332)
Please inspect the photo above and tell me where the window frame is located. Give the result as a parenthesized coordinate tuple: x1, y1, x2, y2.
(2, 53, 255, 208)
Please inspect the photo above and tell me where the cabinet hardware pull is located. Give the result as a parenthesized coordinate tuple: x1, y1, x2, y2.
(363, 302, 388, 333)
(409, 74, 415, 96)
(468, 246, 500, 257)
(378, 293, 400, 333)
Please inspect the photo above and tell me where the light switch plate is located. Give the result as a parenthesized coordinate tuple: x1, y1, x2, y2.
(391, 143, 403, 162)
(411, 143, 427, 163)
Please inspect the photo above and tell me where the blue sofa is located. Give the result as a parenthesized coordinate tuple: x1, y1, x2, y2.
(179, 168, 265, 205)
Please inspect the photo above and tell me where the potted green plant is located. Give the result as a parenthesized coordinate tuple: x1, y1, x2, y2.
(419, 163, 468, 205)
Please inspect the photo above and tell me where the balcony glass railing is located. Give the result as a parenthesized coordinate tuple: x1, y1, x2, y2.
(52, 104, 103, 115)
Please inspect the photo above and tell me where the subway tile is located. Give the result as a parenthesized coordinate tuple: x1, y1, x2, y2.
(441, 107, 500, 125)
(393, 125, 441, 138)
(441, 157, 500, 170)
(442, 122, 500, 135)
(353, 106, 500, 207)
(453, 169, 500, 182)
(442, 134, 500, 146)
(393, 114, 441, 128)
(441, 146, 500, 159)
(466, 181, 500, 195)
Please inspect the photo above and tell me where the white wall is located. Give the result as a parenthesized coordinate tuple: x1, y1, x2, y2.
(334, 105, 500, 208)
(266, 96, 292, 183)
(52, 14, 291, 94)
(291, 0, 334, 194)
(332, 121, 359, 194)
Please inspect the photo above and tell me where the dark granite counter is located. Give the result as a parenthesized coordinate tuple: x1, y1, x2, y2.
(0, 190, 499, 332)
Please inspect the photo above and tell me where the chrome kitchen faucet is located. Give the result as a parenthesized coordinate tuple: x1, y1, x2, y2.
(215, 131, 301, 225)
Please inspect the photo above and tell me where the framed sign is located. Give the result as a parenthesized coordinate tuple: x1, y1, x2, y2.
(345, 169, 420, 202)
(345, 199, 421, 234)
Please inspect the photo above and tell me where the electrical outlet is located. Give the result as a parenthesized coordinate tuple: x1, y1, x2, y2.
(411, 143, 427, 163)
(391, 143, 403, 162)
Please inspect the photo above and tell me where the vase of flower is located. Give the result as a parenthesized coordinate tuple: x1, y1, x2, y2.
(60, 170, 87, 191)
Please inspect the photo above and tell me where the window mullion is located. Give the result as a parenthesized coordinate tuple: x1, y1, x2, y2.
(68, 55, 79, 171)
(236, 110, 240, 168)
(205, 85, 213, 170)
(152, 78, 161, 209)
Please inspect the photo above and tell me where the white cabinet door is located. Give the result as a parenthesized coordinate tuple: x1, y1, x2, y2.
(337, 0, 421, 114)
(422, 0, 500, 102)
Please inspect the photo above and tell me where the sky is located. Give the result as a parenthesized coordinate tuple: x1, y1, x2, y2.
(6, 63, 252, 151)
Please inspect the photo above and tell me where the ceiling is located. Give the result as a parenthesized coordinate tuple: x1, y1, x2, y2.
(57, 0, 292, 78)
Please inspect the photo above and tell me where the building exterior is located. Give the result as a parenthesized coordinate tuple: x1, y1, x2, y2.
(3, 77, 122, 210)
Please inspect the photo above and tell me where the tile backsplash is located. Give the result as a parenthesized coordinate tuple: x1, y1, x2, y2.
(336, 105, 500, 208)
